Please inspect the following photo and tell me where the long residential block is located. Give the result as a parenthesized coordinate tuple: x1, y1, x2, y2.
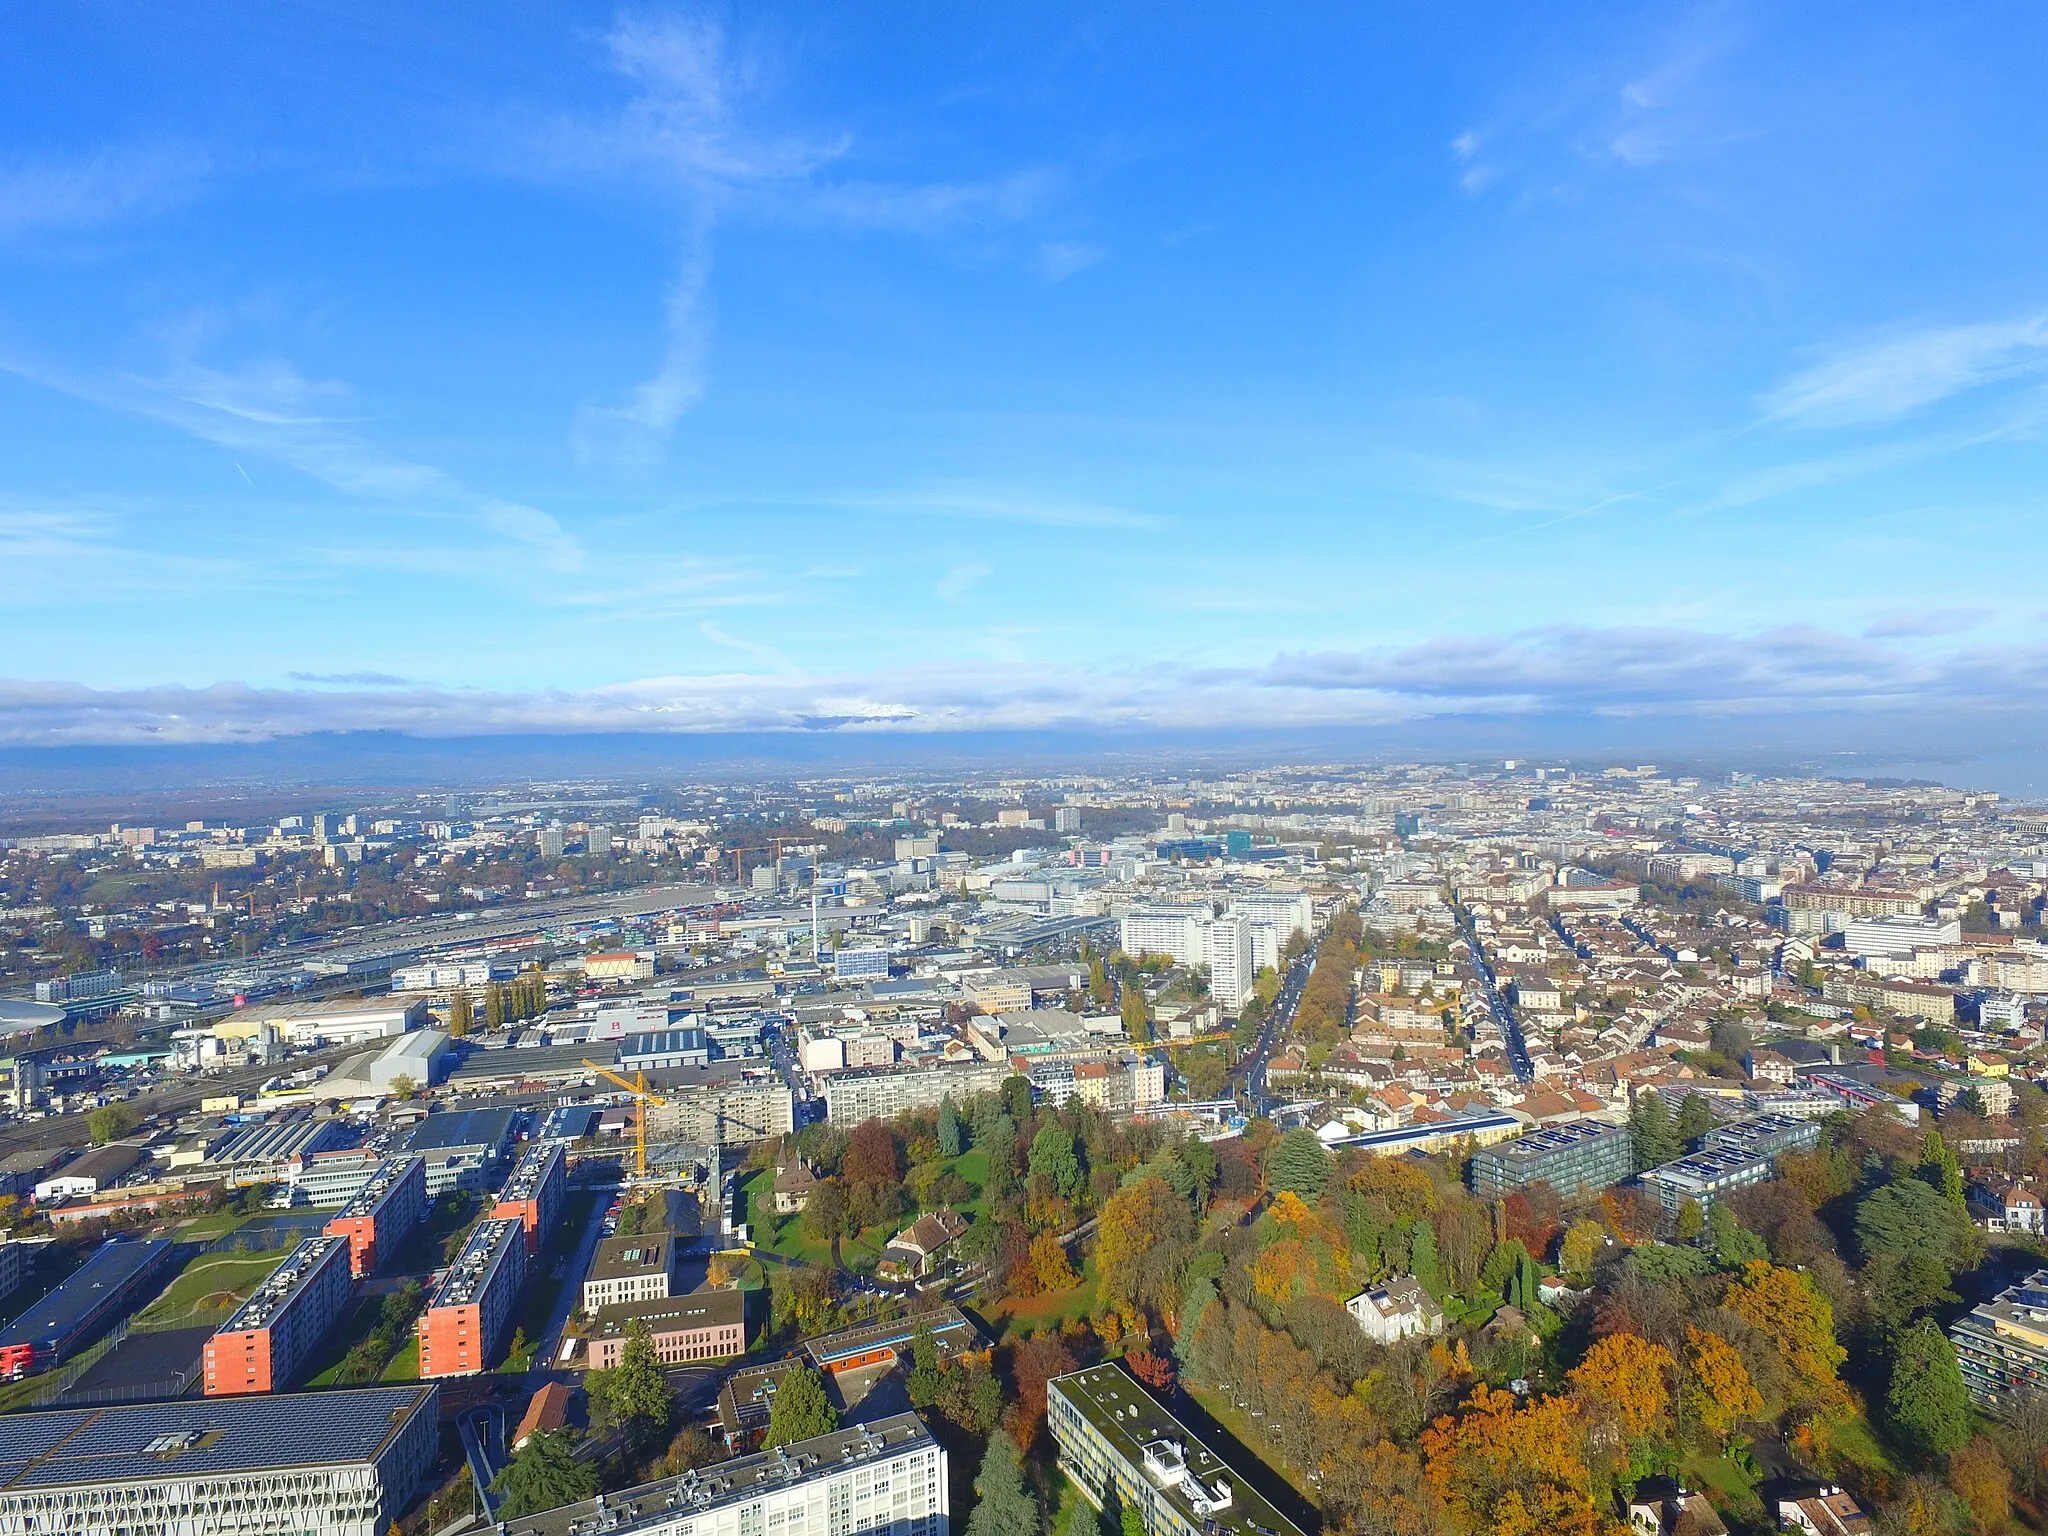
(499, 1413, 945, 1536)
(323, 1154, 428, 1278)
(490, 1139, 567, 1255)
(1048, 1363, 1308, 1536)
(418, 1217, 526, 1378)
(0, 1237, 173, 1379)
(204, 1234, 354, 1396)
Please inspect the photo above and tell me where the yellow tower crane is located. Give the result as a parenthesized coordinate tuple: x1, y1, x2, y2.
(582, 1061, 670, 1179)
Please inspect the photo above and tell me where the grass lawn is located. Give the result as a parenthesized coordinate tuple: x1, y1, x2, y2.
(747, 1149, 992, 1273)
(303, 1296, 391, 1387)
(1046, 1466, 1098, 1536)
(134, 1251, 287, 1328)
(1818, 1407, 1899, 1481)
(1185, 1383, 1309, 1495)
(174, 1212, 252, 1241)
(1680, 1449, 1764, 1526)
(0, 1374, 50, 1415)
(991, 1254, 1101, 1340)
(381, 1338, 420, 1381)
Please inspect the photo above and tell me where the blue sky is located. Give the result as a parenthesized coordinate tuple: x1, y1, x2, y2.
(4, 2, 2048, 745)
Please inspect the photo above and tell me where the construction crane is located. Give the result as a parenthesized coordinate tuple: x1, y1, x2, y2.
(716, 836, 807, 886)
(583, 1061, 669, 1179)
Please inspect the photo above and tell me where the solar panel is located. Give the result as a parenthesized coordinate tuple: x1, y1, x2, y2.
(0, 1386, 435, 1487)
(2012, 1287, 2048, 1310)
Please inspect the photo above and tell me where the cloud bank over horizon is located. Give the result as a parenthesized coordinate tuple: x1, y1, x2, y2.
(5, 622, 2044, 747)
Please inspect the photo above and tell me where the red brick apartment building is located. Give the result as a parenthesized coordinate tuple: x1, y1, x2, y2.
(202, 1234, 353, 1396)
(418, 1217, 527, 1378)
(489, 1140, 566, 1255)
(323, 1154, 428, 1278)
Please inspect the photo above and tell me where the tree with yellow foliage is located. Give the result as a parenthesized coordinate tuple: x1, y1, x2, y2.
(1566, 1332, 1673, 1445)
(1027, 1230, 1078, 1293)
(1723, 1261, 1846, 1407)
(1420, 1385, 1605, 1536)
(1682, 1326, 1762, 1441)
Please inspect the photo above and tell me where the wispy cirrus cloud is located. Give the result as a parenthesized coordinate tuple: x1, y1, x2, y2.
(0, 346, 585, 572)
(0, 143, 210, 241)
(529, 10, 1089, 465)
(1764, 312, 2048, 427)
(7, 623, 2048, 744)
(832, 486, 1165, 530)
(934, 562, 991, 604)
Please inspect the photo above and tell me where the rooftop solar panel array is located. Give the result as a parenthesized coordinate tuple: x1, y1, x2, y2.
(0, 1385, 436, 1489)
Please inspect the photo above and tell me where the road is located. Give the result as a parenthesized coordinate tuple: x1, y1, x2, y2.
(1452, 897, 1533, 1081)
(534, 1175, 620, 1371)
(1234, 950, 1313, 1116)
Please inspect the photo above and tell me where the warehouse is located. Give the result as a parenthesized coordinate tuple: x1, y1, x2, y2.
(0, 1384, 438, 1536)
(0, 1237, 173, 1378)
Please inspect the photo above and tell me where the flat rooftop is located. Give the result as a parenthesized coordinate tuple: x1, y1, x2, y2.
(0, 1385, 436, 1489)
(1051, 1363, 1308, 1536)
(590, 1288, 742, 1339)
(802, 1304, 977, 1368)
(588, 1233, 674, 1283)
(0, 1239, 170, 1348)
(429, 1219, 523, 1311)
(405, 1107, 520, 1154)
(501, 1413, 936, 1536)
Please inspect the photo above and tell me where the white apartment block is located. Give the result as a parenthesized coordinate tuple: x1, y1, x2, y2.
(501, 1414, 946, 1536)
(1118, 906, 1255, 1010)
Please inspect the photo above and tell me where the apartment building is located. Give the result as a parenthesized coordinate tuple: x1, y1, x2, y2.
(204, 1235, 354, 1396)
(491, 1139, 567, 1254)
(1048, 1364, 1307, 1536)
(418, 1218, 527, 1378)
(1467, 1120, 1632, 1200)
(499, 1414, 946, 1536)
(323, 1154, 427, 1278)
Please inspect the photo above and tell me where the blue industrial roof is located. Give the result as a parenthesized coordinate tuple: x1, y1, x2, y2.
(0, 1239, 170, 1349)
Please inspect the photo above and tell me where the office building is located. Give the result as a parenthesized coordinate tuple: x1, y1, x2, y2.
(0, 1384, 439, 1536)
(323, 1154, 427, 1278)
(583, 1232, 678, 1311)
(491, 1139, 567, 1254)
(203, 1235, 354, 1396)
(390, 959, 503, 992)
(1639, 1147, 1779, 1216)
(821, 1061, 1011, 1124)
(588, 1289, 747, 1368)
(402, 1106, 520, 1194)
(1468, 1120, 1632, 1201)
(1702, 1113, 1823, 1161)
(418, 1218, 526, 1378)
(1049, 1363, 1308, 1536)
(834, 945, 891, 981)
(1951, 1268, 2048, 1409)
(1842, 915, 1961, 958)
(0, 1237, 173, 1378)
(500, 1414, 946, 1536)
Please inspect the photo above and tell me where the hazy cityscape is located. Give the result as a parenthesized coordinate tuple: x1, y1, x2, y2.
(7, 5, 2048, 1536)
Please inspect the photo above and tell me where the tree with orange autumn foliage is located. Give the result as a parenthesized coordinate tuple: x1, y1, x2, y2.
(1723, 1261, 1846, 1407)
(1566, 1332, 1673, 1445)
(1420, 1385, 1607, 1536)
(1947, 1436, 2012, 1533)
(1026, 1230, 1078, 1293)
(1682, 1326, 1762, 1440)
(1096, 1176, 1195, 1324)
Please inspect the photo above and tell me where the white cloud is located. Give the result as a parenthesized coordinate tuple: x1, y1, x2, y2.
(934, 562, 991, 604)
(1765, 313, 2048, 427)
(833, 486, 1164, 530)
(0, 143, 210, 241)
(0, 348, 585, 572)
(6, 623, 2045, 744)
